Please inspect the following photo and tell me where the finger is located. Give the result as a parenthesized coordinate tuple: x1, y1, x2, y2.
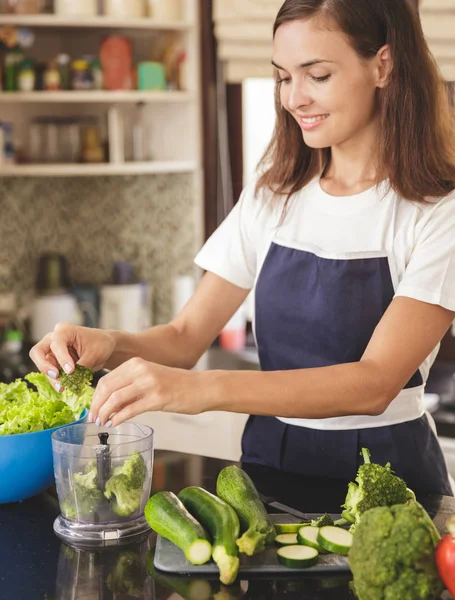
(49, 323, 79, 374)
(96, 384, 141, 426)
(29, 335, 59, 378)
(109, 396, 154, 428)
(90, 368, 133, 423)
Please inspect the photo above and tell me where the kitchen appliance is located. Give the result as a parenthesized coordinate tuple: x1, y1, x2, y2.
(52, 422, 154, 547)
(100, 282, 152, 333)
(29, 293, 84, 343)
(36, 252, 71, 293)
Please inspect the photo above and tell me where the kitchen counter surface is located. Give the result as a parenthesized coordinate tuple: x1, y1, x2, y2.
(1, 451, 455, 600)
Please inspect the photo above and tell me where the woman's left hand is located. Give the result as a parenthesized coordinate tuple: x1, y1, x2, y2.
(88, 357, 209, 427)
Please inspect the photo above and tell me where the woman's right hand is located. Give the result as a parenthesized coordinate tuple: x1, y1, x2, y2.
(29, 323, 116, 383)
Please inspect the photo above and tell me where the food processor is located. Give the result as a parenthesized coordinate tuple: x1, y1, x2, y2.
(52, 422, 154, 547)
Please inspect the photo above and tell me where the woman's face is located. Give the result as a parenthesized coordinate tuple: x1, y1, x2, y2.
(273, 18, 387, 150)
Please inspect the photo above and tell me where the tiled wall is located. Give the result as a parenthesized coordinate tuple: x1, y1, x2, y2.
(0, 173, 201, 324)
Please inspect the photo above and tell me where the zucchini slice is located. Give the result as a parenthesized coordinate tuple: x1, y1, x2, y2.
(277, 545, 319, 569)
(317, 526, 353, 556)
(275, 533, 298, 546)
(275, 523, 306, 534)
(297, 526, 325, 552)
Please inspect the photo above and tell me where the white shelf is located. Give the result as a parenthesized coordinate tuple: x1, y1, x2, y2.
(0, 15, 192, 30)
(0, 161, 198, 177)
(0, 90, 194, 103)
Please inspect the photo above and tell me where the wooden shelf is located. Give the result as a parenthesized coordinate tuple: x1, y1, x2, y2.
(0, 15, 192, 30)
(0, 90, 194, 103)
(0, 161, 198, 177)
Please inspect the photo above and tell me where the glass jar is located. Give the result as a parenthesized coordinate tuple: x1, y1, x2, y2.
(17, 59, 35, 92)
(54, 0, 97, 16)
(104, 0, 144, 18)
(71, 60, 93, 91)
(44, 61, 61, 91)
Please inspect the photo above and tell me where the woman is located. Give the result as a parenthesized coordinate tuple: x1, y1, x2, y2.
(31, 0, 455, 496)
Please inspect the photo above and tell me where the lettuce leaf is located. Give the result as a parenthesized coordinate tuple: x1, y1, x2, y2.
(0, 373, 94, 436)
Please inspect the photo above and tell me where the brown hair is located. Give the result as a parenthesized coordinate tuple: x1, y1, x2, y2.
(256, 0, 455, 204)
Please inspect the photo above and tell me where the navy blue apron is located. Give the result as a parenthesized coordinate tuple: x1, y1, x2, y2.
(241, 242, 453, 497)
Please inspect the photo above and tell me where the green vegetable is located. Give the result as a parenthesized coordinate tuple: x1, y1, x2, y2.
(178, 486, 240, 585)
(61, 460, 103, 520)
(349, 501, 443, 600)
(297, 526, 326, 553)
(106, 550, 144, 598)
(145, 491, 212, 565)
(317, 526, 353, 555)
(277, 545, 319, 569)
(311, 513, 334, 528)
(0, 372, 93, 436)
(275, 523, 304, 534)
(216, 465, 276, 556)
(342, 448, 415, 530)
(275, 533, 298, 546)
(104, 451, 146, 517)
(59, 364, 94, 396)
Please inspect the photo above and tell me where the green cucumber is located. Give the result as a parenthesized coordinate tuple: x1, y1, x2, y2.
(275, 523, 307, 534)
(144, 491, 212, 565)
(178, 486, 240, 585)
(275, 533, 298, 546)
(317, 526, 353, 556)
(277, 545, 319, 569)
(216, 465, 276, 556)
(297, 526, 326, 553)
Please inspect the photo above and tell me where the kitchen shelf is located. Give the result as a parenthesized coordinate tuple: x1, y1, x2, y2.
(0, 15, 193, 30)
(0, 160, 198, 177)
(0, 90, 194, 103)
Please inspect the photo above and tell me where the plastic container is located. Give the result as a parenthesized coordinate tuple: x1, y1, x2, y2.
(0, 409, 88, 504)
(52, 422, 154, 546)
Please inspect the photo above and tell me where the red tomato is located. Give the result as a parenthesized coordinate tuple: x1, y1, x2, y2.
(436, 535, 455, 596)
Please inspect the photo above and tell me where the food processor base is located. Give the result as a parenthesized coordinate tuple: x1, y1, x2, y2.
(54, 514, 151, 548)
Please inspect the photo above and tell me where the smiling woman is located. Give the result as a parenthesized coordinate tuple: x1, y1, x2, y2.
(29, 0, 455, 504)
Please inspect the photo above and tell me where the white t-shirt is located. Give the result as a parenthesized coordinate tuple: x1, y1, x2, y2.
(195, 176, 455, 430)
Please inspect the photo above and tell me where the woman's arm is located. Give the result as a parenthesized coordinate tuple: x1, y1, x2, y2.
(202, 296, 455, 418)
(105, 272, 250, 370)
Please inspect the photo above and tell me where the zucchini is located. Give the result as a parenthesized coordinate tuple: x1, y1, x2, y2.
(178, 486, 240, 585)
(275, 523, 306, 534)
(216, 466, 276, 556)
(297, 526, 326, 552)
(275, 533, 298, 546)
(277, 545, 319, 569)
(144, 491, 212, 565)
(317, 526, 353, 556)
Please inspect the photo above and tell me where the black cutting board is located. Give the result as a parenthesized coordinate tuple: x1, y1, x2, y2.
(154, 513, 350, 575)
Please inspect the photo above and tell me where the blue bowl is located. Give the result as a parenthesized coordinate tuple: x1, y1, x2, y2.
(0, 409, 88, 504)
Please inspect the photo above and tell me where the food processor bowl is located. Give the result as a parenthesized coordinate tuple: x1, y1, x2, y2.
(52, 422, 154, 547)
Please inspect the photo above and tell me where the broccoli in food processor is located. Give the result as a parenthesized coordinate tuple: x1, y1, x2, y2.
(104, 451, 147, 518)
(61, 460, 103, 520)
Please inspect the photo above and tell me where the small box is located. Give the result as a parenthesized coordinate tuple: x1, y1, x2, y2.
(138, 62, 166, 90)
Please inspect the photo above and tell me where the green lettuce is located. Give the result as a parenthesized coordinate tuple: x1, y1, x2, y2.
(0, 373, 94, 436)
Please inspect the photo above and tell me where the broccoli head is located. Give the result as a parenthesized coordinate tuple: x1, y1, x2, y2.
(62, 460, 103, 520)
(349, 501, 443, 600)
(104, 451, 146, 518)
(311, 513, 334, 528)
(342, 448, 415, 528)
(59, 364, 94, 396)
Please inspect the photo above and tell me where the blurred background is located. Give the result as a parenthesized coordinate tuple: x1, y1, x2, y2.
(0, 0, 454, 466)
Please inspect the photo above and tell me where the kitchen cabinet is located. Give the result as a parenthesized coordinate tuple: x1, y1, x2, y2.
(0, 0, 202, 178)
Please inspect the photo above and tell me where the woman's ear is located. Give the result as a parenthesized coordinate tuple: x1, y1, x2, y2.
(375, 44, 393, 88)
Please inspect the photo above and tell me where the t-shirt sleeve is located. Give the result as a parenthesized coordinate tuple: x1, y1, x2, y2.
(395, 193, 455, 311)
(194, 182, 260, 289)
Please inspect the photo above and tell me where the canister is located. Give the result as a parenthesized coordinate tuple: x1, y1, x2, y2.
(55, 0, 97, 16)
(104, 0, 144, 18)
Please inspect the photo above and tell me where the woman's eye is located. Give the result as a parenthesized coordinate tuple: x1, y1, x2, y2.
(277, 77, 291, 84)
(310, 74, 331, 83)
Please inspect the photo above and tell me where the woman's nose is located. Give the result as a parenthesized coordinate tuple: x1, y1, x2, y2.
(287, 83, 312, 112)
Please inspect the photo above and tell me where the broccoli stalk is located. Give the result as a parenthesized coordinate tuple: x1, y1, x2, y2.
(104, 451, 146, 518)
(62, 460, 103, 520)
(349, 501, 443, 600)
(59, 364, 94, 396)
(341, 447, 416, 530)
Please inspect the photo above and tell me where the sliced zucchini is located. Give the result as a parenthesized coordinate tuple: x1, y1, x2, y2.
(277, 545, 319, 569)
(317, 526, 353, 556)
(275, 523, 306, 534)
(275, 533, 298, 546)
(297, 526, 325, 552)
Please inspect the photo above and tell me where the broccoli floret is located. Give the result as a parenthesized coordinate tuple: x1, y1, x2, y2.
(349, 501, 443, 600)
(106, 551, 143, 597)
(342, 448, 415, 529)
(104, 451, 146, 518)
(62, 460, 103, 520)
(311, 513, 334, 528)
(59, 364, 94, 396)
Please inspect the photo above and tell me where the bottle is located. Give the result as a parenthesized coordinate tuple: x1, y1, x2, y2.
(81, 126, 104, 163)
(44, 61, 61, 91)
(57, 54, 71, 90)
(2, 123, 15, 164)
(90, 58, 103, 90)
(17, 59, 35, 92)
(132, 102, 149, 161)
(4, 48, 24, 92)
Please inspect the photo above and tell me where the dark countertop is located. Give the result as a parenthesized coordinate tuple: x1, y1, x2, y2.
(1, 451, 455, 600)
